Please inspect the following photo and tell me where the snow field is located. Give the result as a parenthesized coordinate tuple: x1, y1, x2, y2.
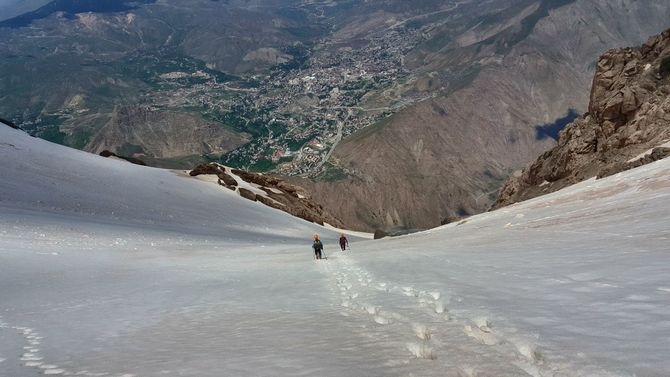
(2, 126, 670, 376)
(317, 252, 566, 376)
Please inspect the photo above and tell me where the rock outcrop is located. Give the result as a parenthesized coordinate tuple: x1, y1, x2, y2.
(0, 117, 19, 129)
(373, 230, 388, 240)
(190, 163, 344, 227)
(99, 150, 146, 166)
(494, 29, 670, 208)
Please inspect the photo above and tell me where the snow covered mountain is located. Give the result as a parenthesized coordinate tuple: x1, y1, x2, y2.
(1, 124, 669, 376)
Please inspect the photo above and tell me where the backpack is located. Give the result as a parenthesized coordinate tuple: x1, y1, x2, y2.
(313, 240, 323, 251)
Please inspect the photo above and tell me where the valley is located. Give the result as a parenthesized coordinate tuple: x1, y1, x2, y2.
(0, 0, 668, 231)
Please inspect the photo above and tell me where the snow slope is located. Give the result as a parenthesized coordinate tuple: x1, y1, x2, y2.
(1, 125, 669, 376)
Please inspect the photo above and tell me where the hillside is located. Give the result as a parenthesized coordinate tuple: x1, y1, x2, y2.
(0, 0, 51, 21)
(301, 1, 670, 231)
(1, 121, 670, 376)
(494, 28, 670, 208)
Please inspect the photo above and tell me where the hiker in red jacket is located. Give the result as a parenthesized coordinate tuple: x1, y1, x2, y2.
(339, 233, 348, 251)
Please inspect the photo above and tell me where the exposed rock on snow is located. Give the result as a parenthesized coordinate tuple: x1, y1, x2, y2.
(238, 187, 257, 202)
(99, 150, 146, 166)
(189, 163, 344, 227)
(0, 117, 19, 129)
(189, 163, 238, 189)
(373, 229, 388, 240)
(598, 146, 670, 178)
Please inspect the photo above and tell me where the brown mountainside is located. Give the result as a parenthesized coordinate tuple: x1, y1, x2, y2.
(301, 1, 670, 231)
(86, 107, 249, 168)
(494, 28, 670, 208)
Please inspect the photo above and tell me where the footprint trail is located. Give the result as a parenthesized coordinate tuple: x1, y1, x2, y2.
(318, 253, 574, 376)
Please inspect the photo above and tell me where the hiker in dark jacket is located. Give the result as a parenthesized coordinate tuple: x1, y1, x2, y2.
(312, 233, 324, 260)
(339, 233, 348, 251)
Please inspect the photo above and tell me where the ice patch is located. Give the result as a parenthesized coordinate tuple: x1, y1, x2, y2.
(434, 301, 447, 314)
(0, 357, 5, 363)
(515, 342, 543, 363)
(473, 317, 492, 333)
(513, 362, 543, 377)
(656, 287, 670, 293)
(626, 295, 651, 301)
(406, 342, 436, 360)
(412, 323, 431, 340)
(373, 315, 389, 325)
(43, 369, 65, 375)
(20, 355, 43, 361)
(464, 325, 499, 346)
(401, 287, 417, 297)
(457, 366, 478, 377)
(428, 291, 441, 300)
(593, 282, 618, 288)
(25, 361, 43, 367)
(364, 305, 379, 315)
(375, 284, 389, 292)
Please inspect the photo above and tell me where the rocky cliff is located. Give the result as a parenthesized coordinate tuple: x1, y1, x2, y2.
(494, 29, 670, 208)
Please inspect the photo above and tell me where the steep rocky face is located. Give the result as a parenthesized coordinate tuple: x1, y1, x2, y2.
(302, 0, 670, 231)
(494, 29, 670, 208)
